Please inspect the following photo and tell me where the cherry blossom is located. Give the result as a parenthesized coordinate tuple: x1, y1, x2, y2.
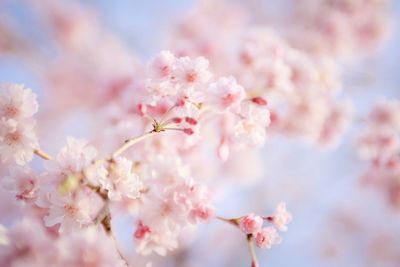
(255, 226, 282, 249)
(97, 157, 143, 201)
(270, 202, 293, 232)
(43, 137, 97, 188)
(1, 166, 38, 203)
(208, 76, 245, 111)
(0, 84, 38, 120)
(239, 213, 264, 234)
(0, 118, 38, 165)
(234, 102, 271, 146)
(58, 227, 124, 267)
(37, 188, 103, 233)
(0, 218, 58, 266)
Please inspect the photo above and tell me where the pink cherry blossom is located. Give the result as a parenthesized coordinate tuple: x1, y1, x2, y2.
(37, 189, 103, 233)
(234, 102, 271, 146)
(98, 157, 143, 201)
(271, 202, 293, 232)
(174, 56, 212, 86)
(208, 76, 245, 111)
(368, 99, 400, 132)
(58, 226, 124, 267)
(0, 218, 59, 266)
(1, 166, 38, 203)
(43, 137, 97, 188)
(255, 226, 282, 249)
(0, 83, 38, 120)
(239, 213, 263, 234)
(0, 118, 38, 165)
(148, 50, 176, 80)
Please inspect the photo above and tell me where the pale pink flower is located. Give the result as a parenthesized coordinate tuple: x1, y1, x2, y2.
(0, 83, 38, 120)
(58, 226, 123, 267)
(37, 189, 102, 233)
(2, 166, 38, 203)
(44, 137, 97, 188)
(368, 99, 400, 131)
(189, 203, 215, 223)
(271, 202, 293, 232)
(234, 103, 271, 146)
(318, 100, 353, 147)
(138, 188, 188, 232)
(208, 76, 245, 111)
(0, 218, 59, 266)
(357, 131, 399, 161)
(148, 50, 176, 80)
(99, 157, 143, 201)
(0, 118, 38, 165)
(174, 56, 212, 86)
(239, 213, 263, 234)
(135, 228, 179, 256)
(255, 226, 282, 249)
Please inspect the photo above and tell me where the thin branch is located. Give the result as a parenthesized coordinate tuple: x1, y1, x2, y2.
(33, 149, 52, 160)
(112, 131, 157, 158)
(110, 228, 130, 267)
(216, 216, 240, 227)
(247, 234, 258, 267)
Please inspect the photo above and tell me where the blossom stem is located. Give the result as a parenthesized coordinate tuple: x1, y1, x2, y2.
(112, 130, 158, 158)
(95, 202, 110, 225)
(33, 149, 52, 160)
(247, 234, 258, 267)
(110, 231, 129, 267)
(216, 216, 240, 227)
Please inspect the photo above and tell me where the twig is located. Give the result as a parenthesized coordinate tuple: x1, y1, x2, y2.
(247, 234, 258, 267)
(112, 131, 157, 158)
(33, 149, 52, 160)
(216, 216, 240, 227)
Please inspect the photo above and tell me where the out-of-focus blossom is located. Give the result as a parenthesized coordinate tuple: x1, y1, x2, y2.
(0, 118, 38, 165)
(58, 226, 124, 267)
(0, 84, 38, 120)
(255, 226, 282, 249)
(1, 167, 39, 204)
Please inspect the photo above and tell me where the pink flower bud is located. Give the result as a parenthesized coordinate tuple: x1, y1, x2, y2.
(183, 128, 194, 135)
(239, 213, 263, 234)
(176, 96, 188, 107)
(137, 103, 147, 115)
(251, 97, 268, 106)
(172, 117, 183, 123)
(185, 117, 198, 125)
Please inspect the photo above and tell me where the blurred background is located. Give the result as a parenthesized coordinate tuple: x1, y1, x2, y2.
(1, 1, 400, 266)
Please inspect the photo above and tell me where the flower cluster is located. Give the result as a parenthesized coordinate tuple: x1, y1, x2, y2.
(141, 50, 270, 146)
(238, 203, 292, 249)
(0, 84, 39, 165)
(357, 99, 400, 208)
(0, 55, 277, 266)
(289, 0, 391, 57)
(0, 0, 394, 266)
(0, 219, 124, 267)
(133, 156, 214, 256)
(218, 202, 292, 266)
(171, 3, 353, 147)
